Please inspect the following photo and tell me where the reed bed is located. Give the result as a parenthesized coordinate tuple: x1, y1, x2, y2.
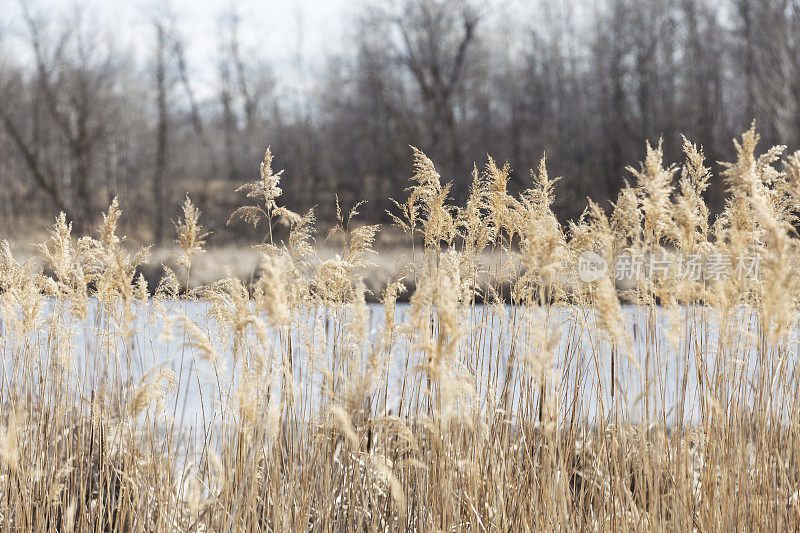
(2, 125, 800, 530)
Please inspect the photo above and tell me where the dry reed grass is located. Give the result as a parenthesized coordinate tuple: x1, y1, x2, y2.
(2, 128, 800, 530)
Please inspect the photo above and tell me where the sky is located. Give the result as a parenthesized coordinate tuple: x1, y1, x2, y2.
(2, 0, 354, 95)
(1, 0, 537, 101)
(7, 0, 354, 55)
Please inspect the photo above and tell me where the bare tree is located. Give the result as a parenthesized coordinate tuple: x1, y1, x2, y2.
(152, 21, 170, 243)
(216, 8, 274, 184)
(0, 3, 123, 231)
(362, 0, 481, 189)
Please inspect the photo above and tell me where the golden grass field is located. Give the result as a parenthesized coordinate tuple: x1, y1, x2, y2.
(2, 125, 800, 530)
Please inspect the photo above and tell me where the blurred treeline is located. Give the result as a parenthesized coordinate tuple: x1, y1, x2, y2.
(1, 0, 799, 242)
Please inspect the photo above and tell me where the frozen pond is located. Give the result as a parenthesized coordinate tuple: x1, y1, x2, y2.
(1, 299, 795, 443)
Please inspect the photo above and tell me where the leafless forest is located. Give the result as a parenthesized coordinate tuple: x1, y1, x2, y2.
(1, 0, 800, 239)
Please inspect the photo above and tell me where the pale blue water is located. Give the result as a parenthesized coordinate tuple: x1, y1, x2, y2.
(1, 300, 794, 446)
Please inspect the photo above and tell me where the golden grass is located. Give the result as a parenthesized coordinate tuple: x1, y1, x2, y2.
(2, 126, 800, 530)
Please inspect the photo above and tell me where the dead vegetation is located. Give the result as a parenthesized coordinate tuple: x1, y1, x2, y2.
(2, 127, 800, 530)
